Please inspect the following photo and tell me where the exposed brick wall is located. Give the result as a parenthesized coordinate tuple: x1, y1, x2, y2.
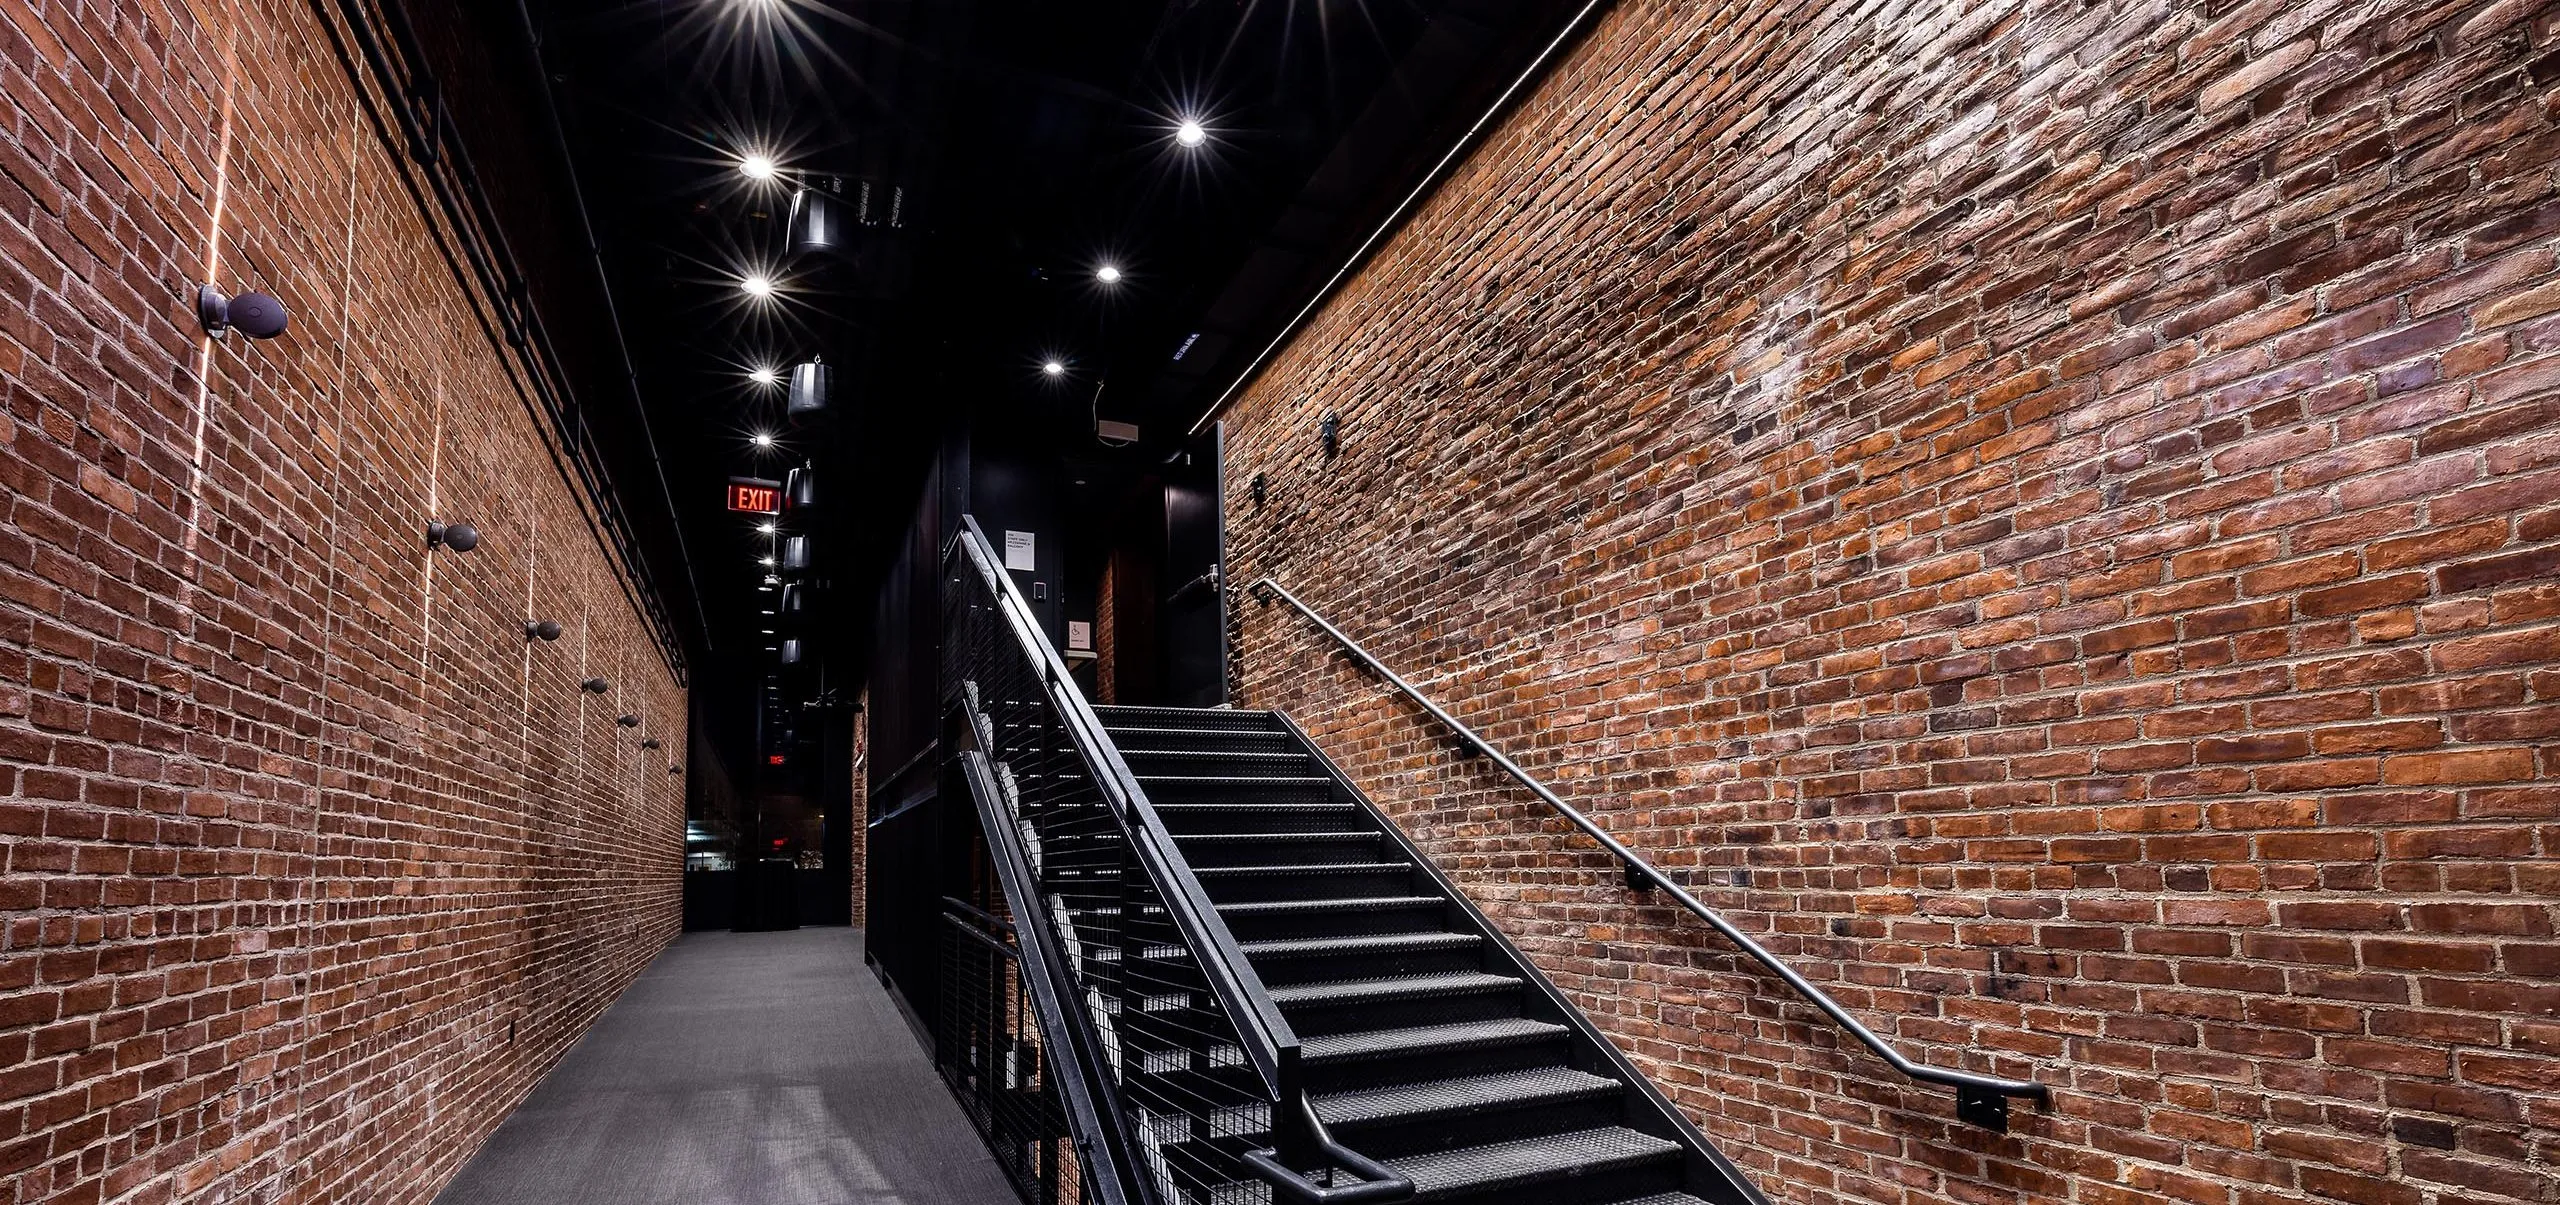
(1223, 3, 2560, 1203)
(0, 0, 686, 1202)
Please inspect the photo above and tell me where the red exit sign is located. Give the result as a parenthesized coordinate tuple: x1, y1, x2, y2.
(727, 477, 782, 514)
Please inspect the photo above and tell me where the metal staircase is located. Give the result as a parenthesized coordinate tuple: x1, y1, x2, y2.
(933, 516, 1766, 1205)
(1097, 704, 1764, 1205)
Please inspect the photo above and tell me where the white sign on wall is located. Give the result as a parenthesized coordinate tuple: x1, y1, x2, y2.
(1003, 529, 1037, 572)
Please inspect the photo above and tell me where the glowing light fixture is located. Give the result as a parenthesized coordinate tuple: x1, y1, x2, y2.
(1096, 264, 1123, 285)
(1175, 119, 1207, 148)
(760, 556, 777, 567)
(749, 366, 780, 387)
(739, 152, 779, 182)
(1042, 359, 1066, 378)
(751, 432, 776, 449)
(740, 273, 776, 300)
(756, 522, 777, 534)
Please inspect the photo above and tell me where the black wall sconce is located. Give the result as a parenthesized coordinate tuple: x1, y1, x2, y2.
(197, 283, 288, 341)
(581, 677, 610, 694)
(1251, 472, 1268, 508)
(525, 620, 563, 642)
(616, 714, 640, 728)
(669, 764, 683, 775)
(780, 638, 803, 665)
(640, 738, 662, 750)
(780, 535, 811, 573)
(786, 464, 817, 510)
(1319, 412, 1340, 459)
(427, 521, 480, 552)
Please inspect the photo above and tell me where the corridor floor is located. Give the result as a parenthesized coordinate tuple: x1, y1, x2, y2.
(436, 928, 1016, 1205)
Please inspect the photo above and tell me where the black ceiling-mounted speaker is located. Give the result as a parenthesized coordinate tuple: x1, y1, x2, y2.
(780, 535, 811, 573)
(780, 582, 805, 615)
(789, 181, 842, 253)
(787, 359, 830, 421)
(780, 638, 803, 665)
(786, 464, 817, 510)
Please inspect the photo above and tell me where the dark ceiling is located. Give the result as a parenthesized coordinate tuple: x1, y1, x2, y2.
(510, 0, 1587, 763)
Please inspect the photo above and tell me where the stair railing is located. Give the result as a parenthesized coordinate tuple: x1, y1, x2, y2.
(947, 756, 1146, 1205)
(946, 519, 1411, 1203)
(1254, 577, 2052, 1132)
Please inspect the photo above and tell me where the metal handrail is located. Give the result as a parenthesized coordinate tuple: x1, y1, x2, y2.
(950, 522, 1413, 1196)
(1255, 577, 2050, 1129)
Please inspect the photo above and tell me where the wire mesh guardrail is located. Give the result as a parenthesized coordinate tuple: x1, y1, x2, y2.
(944, 526, 1284, 1205)
(937, 899, 1090, 1205)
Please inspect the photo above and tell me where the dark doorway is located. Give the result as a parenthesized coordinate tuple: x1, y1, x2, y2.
(1161, 425, 1227, 707)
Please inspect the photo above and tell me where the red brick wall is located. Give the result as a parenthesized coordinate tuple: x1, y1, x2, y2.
(1223, 3, 2560, 1203)
(0, 0, 686, 1201)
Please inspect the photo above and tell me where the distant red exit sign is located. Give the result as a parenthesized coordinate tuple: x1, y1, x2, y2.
(727, 477, 782, 514)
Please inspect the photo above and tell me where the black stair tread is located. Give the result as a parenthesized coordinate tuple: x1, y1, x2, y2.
(1238, 932, 1481, 959)
(1177, 832, 1383, 855)
(1136, 774, 1339, 789)
(1193, 861, 1413, 877)
(1302, 1018, 1570, 1064)
(1106, 724, 1292, 742)
(1140, 931, 1476, 967)
(1151, 806, 1353, 822)
(1121, 747, 1306, 761)
(1316, 1066, 1622, 1127)
(1095, 705, 1279, 728)
(1390, 1127, 1683, 1199)
(1217, 895, 1445, 916)
(1602, 1196, 1720, 1205)
(1268, 971, 1520, 1006)
(1178, 831, 1380, 843)
(1151, 799, 1353, 811)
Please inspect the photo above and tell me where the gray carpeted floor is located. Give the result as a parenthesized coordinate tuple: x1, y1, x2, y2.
(437, 928, 1018, 1205)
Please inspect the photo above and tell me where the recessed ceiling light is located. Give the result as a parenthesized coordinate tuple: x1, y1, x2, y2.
(739, 152, 778, 182)
(741, 274, 776, 300)
(1042, 359, 1066, 377)
(1096, 264, 1123, 284)
(1175, 119, 1207, 148)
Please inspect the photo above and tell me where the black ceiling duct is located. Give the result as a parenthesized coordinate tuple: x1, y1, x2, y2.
(786, 464, 817, 510)
(788, 181, 842, 253)
(780, 535, 812, 573)
(787, 359, 830, 421)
